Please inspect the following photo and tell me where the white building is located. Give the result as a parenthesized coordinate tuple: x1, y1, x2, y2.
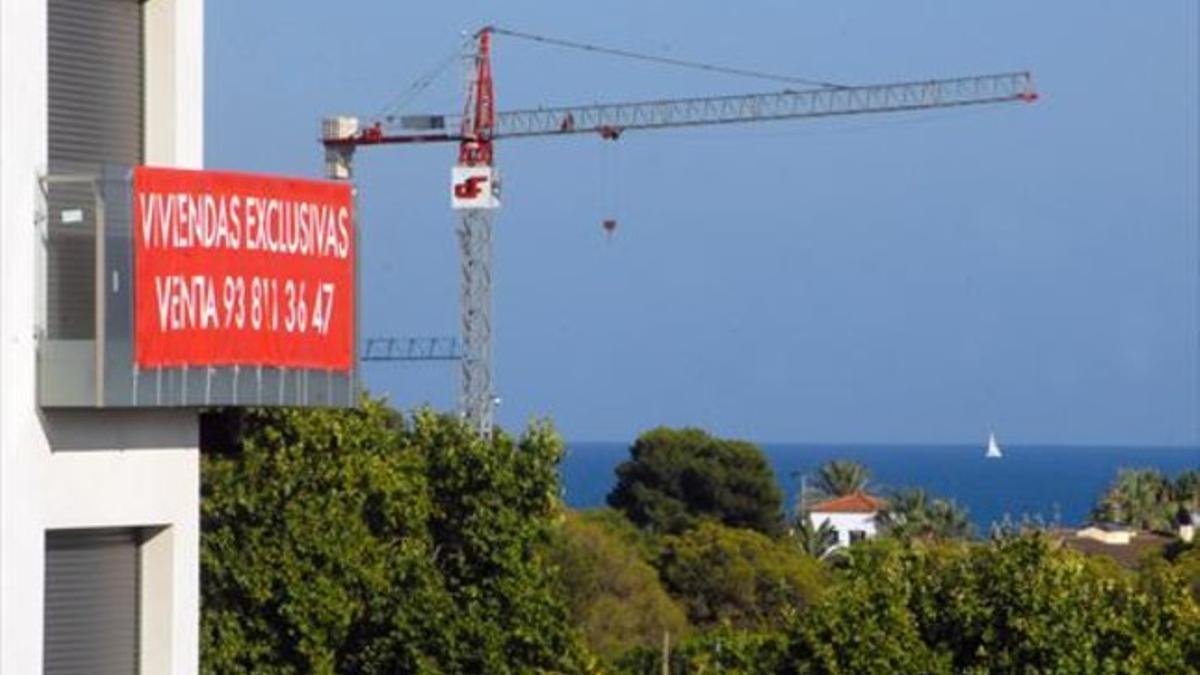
(2, 1, 204, 672)
(1181, 512, 1198, 544)
(808, 492, 885, 549)
(1076, 522, 1136, 546)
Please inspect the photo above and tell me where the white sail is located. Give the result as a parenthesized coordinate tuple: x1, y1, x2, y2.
(986, 432, 1003, 459)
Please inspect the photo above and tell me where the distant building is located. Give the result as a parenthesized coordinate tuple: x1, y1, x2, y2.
(1179, 511, 1198, 544)
(808, 492, 886, 549)
(1076, 522, 1136, 546)
(1054, 523, 1172, 569)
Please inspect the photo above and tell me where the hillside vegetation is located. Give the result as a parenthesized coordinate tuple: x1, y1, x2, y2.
(200, 401, 1200, 674)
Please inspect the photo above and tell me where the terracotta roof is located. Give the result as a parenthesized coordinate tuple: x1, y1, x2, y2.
(809, 492, 885, 514)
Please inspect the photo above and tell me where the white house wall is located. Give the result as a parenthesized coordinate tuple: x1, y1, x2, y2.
(1, 1, 204, 673)
(810, 512, 878, 548)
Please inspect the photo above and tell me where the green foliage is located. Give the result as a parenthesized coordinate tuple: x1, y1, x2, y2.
(921, 534, 1122, 673)
(1092, 467, 1176, 532)
(655, 521, 826, 629)
(784, 539, 954, 675)
(809, 460, 871, 500)
(544, 511, 688, 661)
(791, 514, 839, 560)
(784, 534, 1200, 674)
(876, 487, 974, 541)
(574, 507, 663, 561)
(1175, 546, 1200, 602)
(607, 427, 785, 536)
(199, 411, 1200, 674)
(613, 627, 788, 675)
(200, 401, 591, 675)
(1173, 469, 1200, 513)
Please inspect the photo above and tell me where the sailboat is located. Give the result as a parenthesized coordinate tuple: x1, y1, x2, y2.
(985, 432, 1003, 459)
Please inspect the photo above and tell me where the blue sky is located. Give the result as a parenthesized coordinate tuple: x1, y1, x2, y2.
(206, 2, 1199, 446)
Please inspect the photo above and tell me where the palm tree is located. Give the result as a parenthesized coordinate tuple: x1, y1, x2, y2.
(1092, 468, 1173, 532)
(812, 460, 870, 499)
(925, 499, 974, 540)
(1172, 470, 1200, 515)
(793, 514, 840, 560)
(876, 488, 973, 541)
(875, 487, 930, 539)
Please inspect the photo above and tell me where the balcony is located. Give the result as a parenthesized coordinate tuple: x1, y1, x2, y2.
(36, 166, 359, 408)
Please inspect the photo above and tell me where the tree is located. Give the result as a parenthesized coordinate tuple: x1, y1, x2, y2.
(784, 534, 1200, 674)
(924, 498, 974, 540)
(1174, 546, 1200, 602)
(1092, 468, 1174, 532)
(543, 510, 688, 661)
(607, 427, 785, 535)
(614, 627, 788, 675)
(917, 532, 1200, 673)
(655, 521, 827, 629)
(1172, 469, 1200, 515)
(793, 514, 840, 560)
(875, 487, 931, 537)
(200, 401, 592, 674)
(876, 488, 975, 541)
(811, 460, 870, 499)
(784, 539, 953, 675)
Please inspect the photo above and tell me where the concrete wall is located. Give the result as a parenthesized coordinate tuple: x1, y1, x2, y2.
(1, 1, 204, 672)
(810, 511, 879, 548)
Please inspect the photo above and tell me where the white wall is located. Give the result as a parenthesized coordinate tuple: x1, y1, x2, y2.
(0, 1, 204, 673)
(810, 511, 878, 548)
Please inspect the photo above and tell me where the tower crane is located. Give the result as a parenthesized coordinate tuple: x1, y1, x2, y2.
(322, 26, 1037, 437)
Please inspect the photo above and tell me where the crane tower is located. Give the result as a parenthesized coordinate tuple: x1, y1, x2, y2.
(323, 27, 1037, 437)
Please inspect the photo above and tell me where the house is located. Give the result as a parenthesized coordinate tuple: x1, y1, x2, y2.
(1054, 525, 1173, 570)
(808, 492, 886, 549)
(1076, 522, 1136, 546)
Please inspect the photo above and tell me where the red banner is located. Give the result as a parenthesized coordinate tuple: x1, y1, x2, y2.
(133, 167, 354, 371)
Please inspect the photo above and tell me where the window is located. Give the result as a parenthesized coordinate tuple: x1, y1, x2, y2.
(44, 529, 141, 675)
(46, 0, 144, 339)
(849, 530, 867, 544)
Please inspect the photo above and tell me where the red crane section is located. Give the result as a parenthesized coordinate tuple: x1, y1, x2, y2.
(458, 27, 495, 168)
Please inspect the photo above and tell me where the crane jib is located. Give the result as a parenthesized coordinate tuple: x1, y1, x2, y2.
(326, 72, 1035, 148)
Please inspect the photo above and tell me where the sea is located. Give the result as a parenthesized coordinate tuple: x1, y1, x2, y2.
(560, 442, 1200, 532)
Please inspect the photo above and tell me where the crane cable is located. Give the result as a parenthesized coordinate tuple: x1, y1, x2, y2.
(488, 26, 849, 90)
(371, 39, 469, 123)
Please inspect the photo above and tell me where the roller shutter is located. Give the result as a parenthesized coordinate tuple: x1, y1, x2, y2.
(44, 529, 141, 675)
(46, 0, 143, 339)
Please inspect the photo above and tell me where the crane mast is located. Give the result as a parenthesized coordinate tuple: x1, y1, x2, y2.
(453, 29, 499, 436)
(322, 27, 1037, 436)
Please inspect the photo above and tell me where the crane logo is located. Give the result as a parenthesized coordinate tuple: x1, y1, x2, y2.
(454, 175, 488, 200)
(451, 167, 501, 210)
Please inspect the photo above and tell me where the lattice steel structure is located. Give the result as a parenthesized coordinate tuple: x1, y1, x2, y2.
(362, 337, 463, 362)
(456, 208, 495, 434)
(328, 72, 1036, 151)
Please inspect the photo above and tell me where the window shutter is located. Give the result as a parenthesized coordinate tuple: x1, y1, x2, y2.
(44, 529, 141, 675)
